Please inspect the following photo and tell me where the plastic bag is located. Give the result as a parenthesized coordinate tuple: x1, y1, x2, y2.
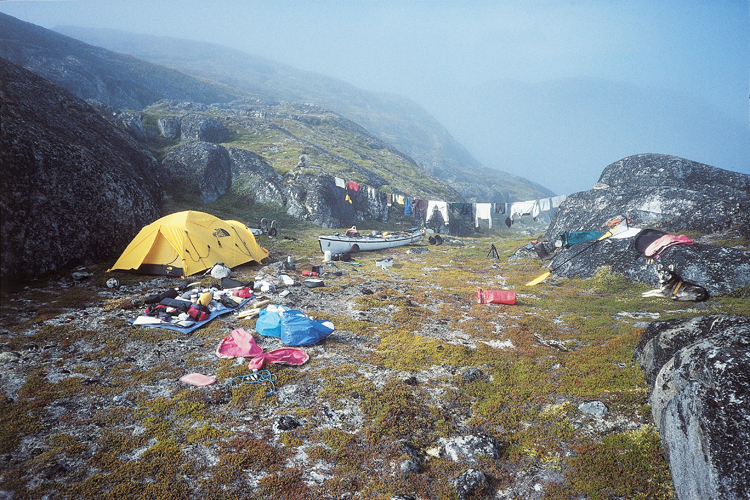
(255, 305, 289, 337)
(279, 310, 335, 346)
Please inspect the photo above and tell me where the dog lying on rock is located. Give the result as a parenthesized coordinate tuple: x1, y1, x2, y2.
(641, 264, 709, 302)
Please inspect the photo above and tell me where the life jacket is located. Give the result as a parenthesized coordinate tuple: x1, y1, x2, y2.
(633, 229, 667, 257)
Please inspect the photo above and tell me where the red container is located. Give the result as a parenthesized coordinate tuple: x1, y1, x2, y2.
(476, 289, 516, 305)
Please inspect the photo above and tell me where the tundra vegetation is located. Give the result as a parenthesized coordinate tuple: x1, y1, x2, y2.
(2, 198, 748, 500)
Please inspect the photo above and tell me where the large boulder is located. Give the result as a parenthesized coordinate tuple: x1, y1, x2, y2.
(633, 315, 750, 500)
(157, 115, 181, 139)
(545, 154, 750, 241)
(161, 142, 232, 203)
(226, 147, 286, 205)
(180, 113, 229, 143)
(538, 154, 750, 295)
(542, 237, 750, 297)
(284, 172, 357, 228)
(0, 57, 162, 279)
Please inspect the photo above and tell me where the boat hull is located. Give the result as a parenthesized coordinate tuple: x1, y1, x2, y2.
(318, 231, 424, 254)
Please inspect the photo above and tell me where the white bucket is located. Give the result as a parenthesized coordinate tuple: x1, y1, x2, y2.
(323, 250, 331, 262)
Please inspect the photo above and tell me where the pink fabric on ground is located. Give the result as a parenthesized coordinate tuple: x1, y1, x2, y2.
(643, 234, 694, 258)
(247, 348, 310, 371)
(180, 373, 216, 386)
(216, 328, 263, 359)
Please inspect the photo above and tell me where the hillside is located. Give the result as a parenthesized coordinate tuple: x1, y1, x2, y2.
(48, 21, 552, 201)
(0, 14, 243, 110)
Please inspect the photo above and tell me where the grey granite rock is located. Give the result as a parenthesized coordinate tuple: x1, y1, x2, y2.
(0, 58, 161, 279)
(634, 315, 750, 500)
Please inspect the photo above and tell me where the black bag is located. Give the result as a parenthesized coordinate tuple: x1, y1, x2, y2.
(144, 289, 178, 304)
(218, 296, 239, 309)
(221, 277, 253, 289)
(159, 297, 191, 313)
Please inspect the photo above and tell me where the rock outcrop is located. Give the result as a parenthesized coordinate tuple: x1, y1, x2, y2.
(179, 113, 229, 143)
(284, 172, 358, 228)
(226, 147, 286, 206)
(634, 315, 750, 500)
(545, 154, 750, 240)
(161, 142, 232, 203)
(0, 57, 162, 279)
(539, 154, 750, 295)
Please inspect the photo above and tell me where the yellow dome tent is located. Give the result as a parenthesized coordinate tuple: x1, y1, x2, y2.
(108, 211, 269, 277)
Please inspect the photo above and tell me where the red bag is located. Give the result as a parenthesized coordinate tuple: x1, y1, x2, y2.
(188, 304, 211, 321)
(302, 271, 319, 277)
(232, 287, 253, 298)
(476, 289, 516, 305)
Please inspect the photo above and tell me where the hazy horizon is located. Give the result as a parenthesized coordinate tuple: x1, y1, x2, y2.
(1, 0, 748, 195)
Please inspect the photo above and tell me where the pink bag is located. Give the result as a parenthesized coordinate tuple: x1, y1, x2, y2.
(248, 348, 310, 371)
(232, 287, 253, 298)
(476, 289, 516, 305)
(216, 328, 263, 359)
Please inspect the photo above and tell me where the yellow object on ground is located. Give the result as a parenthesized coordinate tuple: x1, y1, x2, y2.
(108, 211, 269, 277)
(198, 292, 213, 306)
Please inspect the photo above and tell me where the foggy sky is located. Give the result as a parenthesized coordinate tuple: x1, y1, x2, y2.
(2, 0, 748, 195)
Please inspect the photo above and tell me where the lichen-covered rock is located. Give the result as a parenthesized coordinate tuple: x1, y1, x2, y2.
(454, 468, 488, 500)
(543, 237, 750, 296)
(226, 147, 286, 205)
(180, 113, 229, 143)
(0, 57, 162, 279)
(284, 172, 357, 228)
(161, 142, 232, 203)
(633, 315, 750, 500)
(433, 433, 503, 463)
(545, 154, 750, 241)
(157, 115, 181, 139)
(539, 154, 750, 295)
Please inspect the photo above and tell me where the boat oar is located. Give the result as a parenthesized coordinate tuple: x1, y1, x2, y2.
(526, 228, 616, 286)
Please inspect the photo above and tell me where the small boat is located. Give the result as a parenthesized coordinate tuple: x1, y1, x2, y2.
(318, 227, 424, 254)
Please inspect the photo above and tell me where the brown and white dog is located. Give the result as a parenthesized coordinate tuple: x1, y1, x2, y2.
(641, 263, 709, 302)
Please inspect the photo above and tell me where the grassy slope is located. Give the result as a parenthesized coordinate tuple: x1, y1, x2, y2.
(143, 101, 460, 201)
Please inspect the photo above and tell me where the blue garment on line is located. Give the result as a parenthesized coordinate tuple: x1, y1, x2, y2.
(560, 231, 605, 248)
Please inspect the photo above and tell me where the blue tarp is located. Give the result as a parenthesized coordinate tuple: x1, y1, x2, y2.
(128, 298, 251, 334)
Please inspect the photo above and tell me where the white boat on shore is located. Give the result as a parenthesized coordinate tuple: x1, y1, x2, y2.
(318, 227, 424, 254)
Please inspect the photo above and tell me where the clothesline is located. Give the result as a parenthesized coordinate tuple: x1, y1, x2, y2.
(334, 175, 567, 228)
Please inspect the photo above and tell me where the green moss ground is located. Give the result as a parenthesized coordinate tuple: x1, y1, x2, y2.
(2, 208, 747, 499)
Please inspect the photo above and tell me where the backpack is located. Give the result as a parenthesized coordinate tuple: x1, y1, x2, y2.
(187, 304, 211, 321)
